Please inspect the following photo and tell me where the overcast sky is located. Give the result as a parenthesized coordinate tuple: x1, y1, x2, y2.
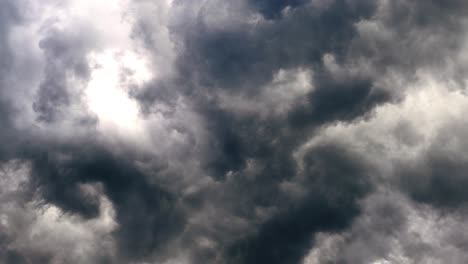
(1, 0, 468, 263)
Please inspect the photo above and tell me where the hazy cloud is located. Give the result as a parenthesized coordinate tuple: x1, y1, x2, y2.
(1, 0, 468, 263)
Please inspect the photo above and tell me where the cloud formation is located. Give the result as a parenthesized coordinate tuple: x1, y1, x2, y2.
(1, 0, 468, 263)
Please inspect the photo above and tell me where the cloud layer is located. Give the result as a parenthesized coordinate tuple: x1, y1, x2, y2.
(1, 0, 468, 263)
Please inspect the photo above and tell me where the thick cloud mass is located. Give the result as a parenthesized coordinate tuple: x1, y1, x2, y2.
(1, 0, 468, 263)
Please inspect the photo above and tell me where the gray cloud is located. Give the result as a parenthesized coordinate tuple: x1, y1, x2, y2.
(398, 119, 468, 210)
(33, 28, 92, 123)
(226, 142, 373, 264)
(1, 0, 468, 263)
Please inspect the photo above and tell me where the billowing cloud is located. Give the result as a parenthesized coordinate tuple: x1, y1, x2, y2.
(1, 0, 468, 263)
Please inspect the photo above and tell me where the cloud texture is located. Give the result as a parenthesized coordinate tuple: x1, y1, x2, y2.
(1, 0, 468, 263)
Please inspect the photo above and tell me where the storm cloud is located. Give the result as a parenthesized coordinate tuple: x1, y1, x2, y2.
(1, 0, 468, 263)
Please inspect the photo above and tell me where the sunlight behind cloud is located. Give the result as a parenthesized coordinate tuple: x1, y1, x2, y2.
(86, 50, 151, 136)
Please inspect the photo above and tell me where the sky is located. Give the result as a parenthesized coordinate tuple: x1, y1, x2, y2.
(1, 0, 468, 263)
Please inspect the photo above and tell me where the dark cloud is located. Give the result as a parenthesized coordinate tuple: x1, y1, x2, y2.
(173, 0, 376, 94)
(398, 121, 468, 210)
(400, 154, 468, 210)
(1, 0, 468, 263)
(288, 71, 390, 129)
(0, 0, 32, 162)
(1, 250, 52, 264)
(0, 0, 18, 112)
(108, 0, 468, 263)
(349, 0, 468, 84)
(33, 28, 93, 123)
(160, 1, 388, 184)
(25, 142, 186, 261)
(0, 0, 21, 67)
(226, 143, 372, 264)
(247, 0, 308, 19)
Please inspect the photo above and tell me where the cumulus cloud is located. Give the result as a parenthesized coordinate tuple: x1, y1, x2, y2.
(1, 0, 468, 263)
